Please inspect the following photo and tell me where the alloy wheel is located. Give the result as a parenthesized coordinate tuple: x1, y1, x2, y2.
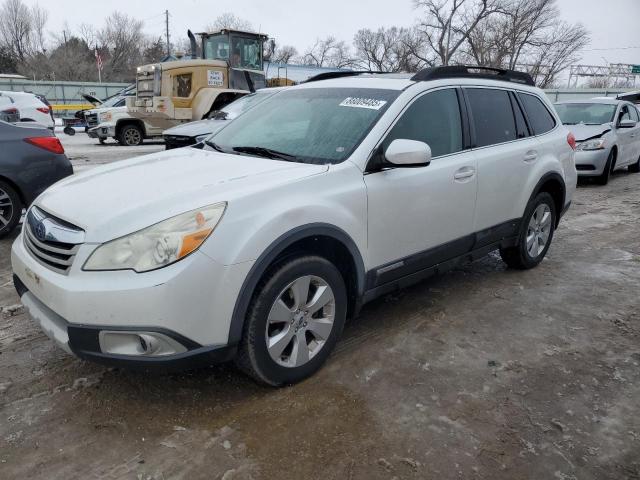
(124, 128, 142, 146)
(265, 275, 336, 368)
(0, 187, 13, 229)
(526, 203, 552, 258)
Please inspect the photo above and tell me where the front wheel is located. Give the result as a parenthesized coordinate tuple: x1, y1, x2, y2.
(118, 124, 143, 146)
(596, 150, 614, 185)
(500, 192, 556, 270)
(236, 256, 347, 386)
(0, 181, 23, 239)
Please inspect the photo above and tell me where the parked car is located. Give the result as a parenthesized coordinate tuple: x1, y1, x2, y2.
(0, 91, 54, 129)
(554, 99, 640, 184)
(11, 66, 576, 385)
(80, 86, 161, 145)
(0, 95, 20, 123)
(163, 88, 284, 149)
(0, 121, 73, 238)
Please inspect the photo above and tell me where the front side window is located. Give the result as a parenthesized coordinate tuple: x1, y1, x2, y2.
(466, 88, 517, 147)
(381, 88, 463, 158)
(203, 34, 230, 61)
(209, 88, 399, 164)
(519, 93, 556, 135)
(230, 36, 262, 69)
(619, 105, 632, 123)
(554, 103, 617, 125)
(629, 105, 640, 122)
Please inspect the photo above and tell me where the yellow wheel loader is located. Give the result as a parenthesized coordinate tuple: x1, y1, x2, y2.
(127, 29, 268, 130)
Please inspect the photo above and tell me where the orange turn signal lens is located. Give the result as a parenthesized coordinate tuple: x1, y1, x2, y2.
(178, 228, 213, 259)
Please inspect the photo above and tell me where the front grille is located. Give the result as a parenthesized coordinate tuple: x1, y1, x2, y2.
(164, 135, 196, 149)
(23, 207, 84, 275)
(137, 76, 155, 98)
(85, 112, 98, 127)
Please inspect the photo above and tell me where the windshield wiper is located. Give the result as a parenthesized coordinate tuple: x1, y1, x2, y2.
(204, 140, 228, 153)
(232, 146, 300, 162)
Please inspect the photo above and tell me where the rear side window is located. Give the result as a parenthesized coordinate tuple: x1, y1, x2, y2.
(382, 88, 463, 157)
(519, 93, 556, 135)
(466, 88, 517, 147)
(510, 93, 529, 139)
(630, 106, 640, 122)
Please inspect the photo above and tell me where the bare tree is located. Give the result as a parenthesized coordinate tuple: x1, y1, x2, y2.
(78, 23, 97, 49)
(302, 36, 354, 68)
(98, 12, 144, 81)
(272, 45, 298, 64)
(353, 26, 431, 72)
(0, 0, 34, 61)
(206, 13, 253, 32)
(30, 4, 47, 53)
(414, 0, 503, 65)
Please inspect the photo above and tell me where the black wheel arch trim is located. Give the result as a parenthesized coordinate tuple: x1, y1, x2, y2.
(227, 223, 366, 346)
(529, 171, 566, 227)
(116, 119, 146, 137)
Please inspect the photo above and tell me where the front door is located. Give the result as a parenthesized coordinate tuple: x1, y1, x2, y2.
(364, 88, 477, 283)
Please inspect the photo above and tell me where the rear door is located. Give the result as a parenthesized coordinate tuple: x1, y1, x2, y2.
(628, 105, 640, 163)
(465, 87, 538, 232)
(364, 87, 478, 281)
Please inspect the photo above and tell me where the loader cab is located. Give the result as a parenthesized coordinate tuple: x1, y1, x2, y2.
(201, 30, 267, 71)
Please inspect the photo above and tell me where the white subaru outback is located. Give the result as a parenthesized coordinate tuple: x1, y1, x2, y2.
(11, 66, 577, 386)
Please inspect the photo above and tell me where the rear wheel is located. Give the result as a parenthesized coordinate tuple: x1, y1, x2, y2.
(0, 181, 22, 239)
(118, 124, 143, 146)
(236, 256, 347, 386)
(629, 154, 640, 173)
(500, 192, 556, 270)
(596, 150, 614, 185)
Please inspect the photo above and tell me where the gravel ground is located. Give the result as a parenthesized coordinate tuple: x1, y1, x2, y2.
(1, 135, 639, 479)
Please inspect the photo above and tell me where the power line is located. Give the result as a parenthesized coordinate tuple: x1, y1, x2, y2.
(581, 45, 640, 52)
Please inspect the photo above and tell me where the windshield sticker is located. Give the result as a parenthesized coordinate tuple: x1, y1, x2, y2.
(339, 97, 387, 110)
(207, 70, 224, 87)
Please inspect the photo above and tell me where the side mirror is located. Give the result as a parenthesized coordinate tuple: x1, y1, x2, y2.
(385, 139, 431, 167)
(618, 119, 637, 129)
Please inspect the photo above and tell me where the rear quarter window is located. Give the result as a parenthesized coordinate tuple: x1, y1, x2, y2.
(519, 93, 556, 135)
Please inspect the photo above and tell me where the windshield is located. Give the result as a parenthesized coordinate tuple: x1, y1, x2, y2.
(208, 87, 399, 164)
(554, 103, 617, 125)
(101, 95, 125, 108)
(220, 90, 278, 119)
(203, 34, 230, 62)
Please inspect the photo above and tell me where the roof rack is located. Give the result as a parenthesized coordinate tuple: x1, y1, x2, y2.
(410, 66, 535, 86)
(304, 70, 386, 83)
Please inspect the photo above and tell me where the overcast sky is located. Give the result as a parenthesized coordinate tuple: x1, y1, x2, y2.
(20, 0, 640, 69)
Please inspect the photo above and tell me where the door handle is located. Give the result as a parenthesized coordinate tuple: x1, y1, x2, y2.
(523, 150, 538, 162)
(454, 167, 475, 181)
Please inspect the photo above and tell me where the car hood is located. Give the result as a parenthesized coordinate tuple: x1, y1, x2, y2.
(163, 118, 227, 137)
(86, 106, 127, 115)
(81, 93, 102, 106)
(568, 123, 612, 142)
(35, 147, 328, 243)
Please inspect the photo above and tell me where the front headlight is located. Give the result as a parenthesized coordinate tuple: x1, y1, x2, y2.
(99, 111, 112, 123)
(83, 202, 226, 272)
(195, 134, 209, 143)
(576, 138, 605, 151)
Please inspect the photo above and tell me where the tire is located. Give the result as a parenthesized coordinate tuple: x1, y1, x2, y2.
(0, 181, 22, 239)
(236, 255, 347, 386)
(118, 124, 143, 146)
(63, 126, 75, 136)
(98, 137, 106, 145)
(500, 192, 556, 270)
(629, 155, 640, 173)
(596, 150, 614, 185)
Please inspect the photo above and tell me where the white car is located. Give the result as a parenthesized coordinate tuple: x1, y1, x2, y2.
(11, 66, 576, 386)
(0, 91, 54, 129)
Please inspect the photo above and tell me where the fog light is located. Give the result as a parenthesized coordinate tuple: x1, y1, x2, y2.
(98, 331, 188, 356)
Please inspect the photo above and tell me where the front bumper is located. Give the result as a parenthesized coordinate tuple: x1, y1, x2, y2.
(88, 124, 115, 139)
(575, 149, 609, 176)
(11, 232, 253, 370)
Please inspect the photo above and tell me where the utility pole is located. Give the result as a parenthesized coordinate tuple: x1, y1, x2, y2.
(165, 10, 170, 57)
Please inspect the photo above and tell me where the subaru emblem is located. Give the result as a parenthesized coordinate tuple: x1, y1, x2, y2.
(34, 221, 46, 241)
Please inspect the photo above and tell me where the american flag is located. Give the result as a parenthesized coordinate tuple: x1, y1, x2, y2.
(95, 48, 103, 71)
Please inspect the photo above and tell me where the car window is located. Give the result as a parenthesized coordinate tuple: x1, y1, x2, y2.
(619, 105, 632, 122)
(466, 88, 517, 147)
(554, 103, 617, 125)
(381, 88, 463, 158)
(210, 87, 400, 164)
(510, 93, 529, 139)
(519, 93, 556, 135)
(629, 105, 640, 122)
